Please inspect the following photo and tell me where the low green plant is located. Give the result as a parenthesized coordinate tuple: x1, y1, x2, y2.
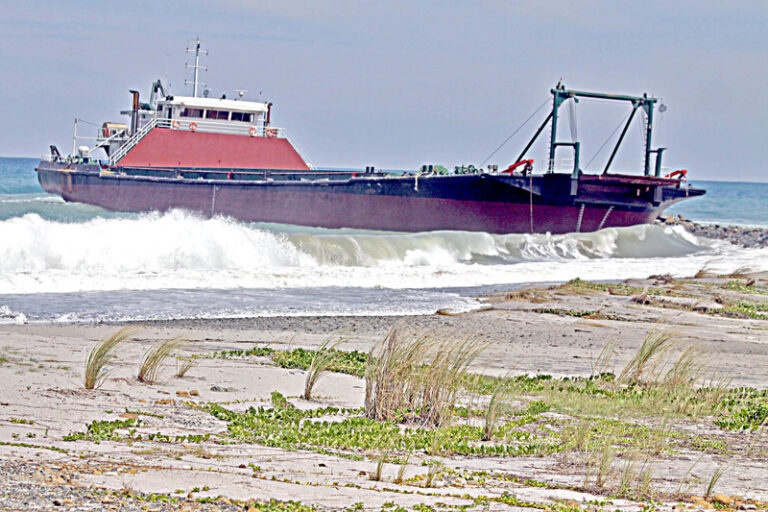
(532, 307, 626, 321)
(716, 400, 768, 431)
(64, 417, 142, 443)
(0, 440, 68, 453)
(84, 327, 134, 389)
(138, 338, 187, 384)
(559, 278, 647, 297)
(723, 280, 768, 295)
(214, 345, 368, 377)
(718, 300, 768, 320)
(206, 392, 554, 458)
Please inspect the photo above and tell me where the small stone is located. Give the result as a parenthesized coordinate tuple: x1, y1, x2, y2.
(176, 390, 190, 397)
(712, 495, 733, 506)
(189, 389, 200, 396)
(694, 500, 714, 510)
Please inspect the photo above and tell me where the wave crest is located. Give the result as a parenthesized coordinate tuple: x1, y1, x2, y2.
(0, 210, 732, 294)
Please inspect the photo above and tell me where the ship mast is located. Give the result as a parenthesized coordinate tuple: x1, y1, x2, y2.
(185, 38, 208, 98)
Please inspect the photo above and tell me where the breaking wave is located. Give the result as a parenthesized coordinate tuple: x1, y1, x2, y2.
(0, 209, 764, 295)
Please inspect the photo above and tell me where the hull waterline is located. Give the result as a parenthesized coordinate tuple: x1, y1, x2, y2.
(35, 162, 702, 234)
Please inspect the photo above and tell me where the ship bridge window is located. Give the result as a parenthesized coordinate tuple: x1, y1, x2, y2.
(231, 112, 254, 123)
(205, 109, 229, 120)
(181, 108, 203, 118)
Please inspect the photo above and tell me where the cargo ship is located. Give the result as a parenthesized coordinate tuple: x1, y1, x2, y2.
(36, 40, 704, 234)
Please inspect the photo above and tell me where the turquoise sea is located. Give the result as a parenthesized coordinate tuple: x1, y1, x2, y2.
(1, 156, 766, 323)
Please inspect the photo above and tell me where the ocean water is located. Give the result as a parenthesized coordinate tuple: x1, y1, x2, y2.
(1, 156, 766, 324)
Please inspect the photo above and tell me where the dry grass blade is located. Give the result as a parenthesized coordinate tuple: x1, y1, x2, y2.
(84, 327, 135, 389)
(370, 450, 388, 481)
(365, 326, 487, 427)
(483, 383, 513, 441)
(663, 345, 705, 390)
(595, 443, 614, 488)
(592, 339, 617, 377)
(304, 336, 346, 400)
(175, 355, 197, 378)
(722, 265, 754, 279)
(693, 264, 715, 279)
(705, 465, 725, 498)
(138, 338, 187, 384)
(617, 329, 679, 386)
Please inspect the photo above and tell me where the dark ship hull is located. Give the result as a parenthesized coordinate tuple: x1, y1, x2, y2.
(35, 160, 703, 234)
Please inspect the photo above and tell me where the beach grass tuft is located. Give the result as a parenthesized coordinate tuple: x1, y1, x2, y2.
(175, 355, 197, 378)
(138, 338, 187, 384)
(722, 265, 754, 279)
(364, 326, 487, 427)
(84, 327, 135, 389)
(303, 336, 347, 400)
(694, 265, 716, 279)
(617, 329, 679, 386)
(483, 382, 513, 441)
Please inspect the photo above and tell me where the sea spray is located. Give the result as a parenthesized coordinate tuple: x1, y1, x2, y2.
(2, 209, 765, 296)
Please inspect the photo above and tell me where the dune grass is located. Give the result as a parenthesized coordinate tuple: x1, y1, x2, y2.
(84, 327, 135, 389)
(303, 337, 347, 400)
(175, 355, 197, 378)
(482, 382, 515, 441)
(138, 338, 187, 384)
(364, 326, 487, 427)
(617, 329, 680, 386)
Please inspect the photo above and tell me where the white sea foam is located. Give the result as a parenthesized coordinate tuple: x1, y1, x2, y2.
(0, 304, 27, 324)
(0, 210, 765, 295)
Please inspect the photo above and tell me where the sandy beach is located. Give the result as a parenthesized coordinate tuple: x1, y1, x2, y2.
(1, 270, 767, 511)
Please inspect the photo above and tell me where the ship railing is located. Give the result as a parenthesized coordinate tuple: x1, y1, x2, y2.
(109, 117, 158, 165)
(276, 127, 315, 170)
(109, 117, 315, 169)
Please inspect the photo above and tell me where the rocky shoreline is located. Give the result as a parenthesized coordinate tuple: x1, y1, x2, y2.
(661, 216, 768, 248)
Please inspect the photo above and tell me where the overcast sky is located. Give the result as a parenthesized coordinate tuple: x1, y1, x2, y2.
(2, 1, 766, 182)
